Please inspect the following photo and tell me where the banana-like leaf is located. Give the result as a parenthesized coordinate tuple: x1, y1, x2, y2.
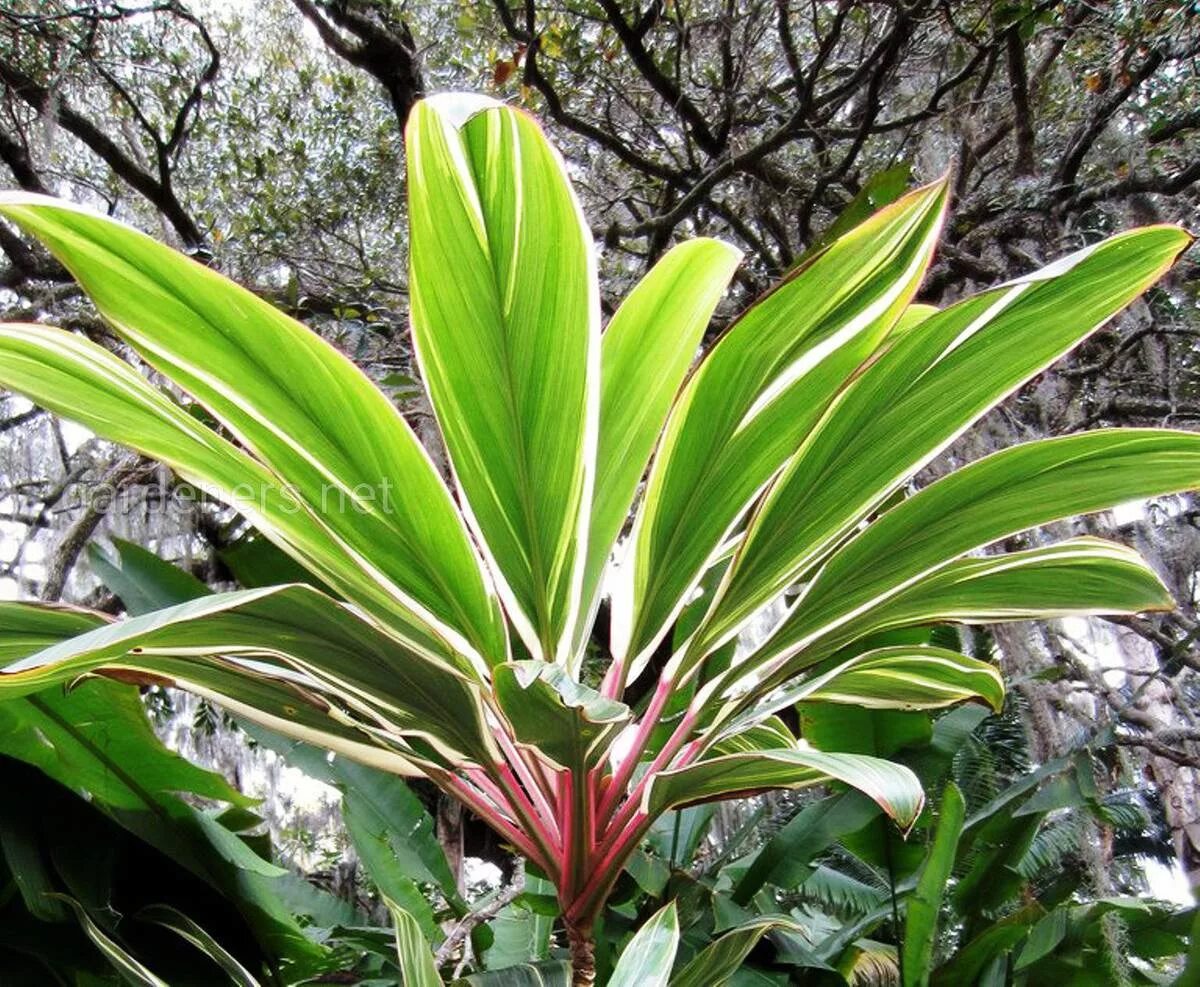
(645, 747, 924, 831)
(802, 537, 1172, 660)
(608, 901, 679, 987)
(406, 94, 596, 664)
(614, 179, 948, 675)
(0, 323, 473, 671)
(0, 586, 497, 771)
(0, 194, 506, 671)
(697, 225, 1190, 658)
(731, 792, 881, 903)
(493, 661, 630, 770)
(671, 916, 804, 987)
(574, 238, 742, 650)
(748, 428, 1200, 680)
(137, 904, 263, 987)
(388, 899, 443, 987)
(902, 783, 965, 987)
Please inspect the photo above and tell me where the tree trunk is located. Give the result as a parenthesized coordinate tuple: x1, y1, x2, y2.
(567, 923, 596, 987)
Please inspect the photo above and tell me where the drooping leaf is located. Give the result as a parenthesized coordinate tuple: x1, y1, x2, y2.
(137, 905, 262, 987)
(0, 586, 496, 772)
(50, 894, 170, 987)
(646, 747, 924, 831)
(493, 661, 630, 770)
(406, 94, 596, 664)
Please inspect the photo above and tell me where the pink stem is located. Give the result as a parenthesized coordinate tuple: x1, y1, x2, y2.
(600, 655, 626, 700)
(567, 732, 707, 925)
(494, 730, 559, 845)
(604, 707, 698, 841)
(597, 674, 674, 823)
(438, 770, 552, 877)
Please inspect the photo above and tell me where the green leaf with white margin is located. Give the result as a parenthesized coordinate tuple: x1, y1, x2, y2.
(695, 224, 1191, 660)
(614, 179, 949, 677)
(0, 599, 108, 661)
(406, 94, 597, 664)
(743, 428, 1200, 688)
(645, 746, 924, 832)
(799, 537, 1173, 661)
(0, 586, 497, 772)
(0, 323, 475, 674)
(0, 193, 506, 672)
(609, 901, 679, 987)
(573, 238, 742, 652)
(388, 899, 443, 987)
(672, 916, 805, 987)
(719, 645, 1002, 742)
(493, 660, 630, 769)
(798, 646, 1003, 713)
(137, 905, 262, 987)
(902, 782, 965, 987)
(50, 894, 170, 987)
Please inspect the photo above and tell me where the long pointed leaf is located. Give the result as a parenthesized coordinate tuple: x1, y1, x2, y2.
(0, 193, 506, 669)
(748, 428, 1200, 682)
(574, 238, 741, 649)
(646, 747, 924, 831)
(406, 94, 597, 663)
(698, 225, 1190, 657)
(0, 586, 497, 770)
(615, 180, 948, 675)
(0, 322, 474, 671)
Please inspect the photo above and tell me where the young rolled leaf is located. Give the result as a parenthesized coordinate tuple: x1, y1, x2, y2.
(406, 95, 597, 664)
(388, 899, 444, 987)
(902, 783, 966, 987)
(0, 194, 506, 670)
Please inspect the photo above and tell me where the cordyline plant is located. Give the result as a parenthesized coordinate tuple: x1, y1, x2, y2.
(0, 94, 1195, 983)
